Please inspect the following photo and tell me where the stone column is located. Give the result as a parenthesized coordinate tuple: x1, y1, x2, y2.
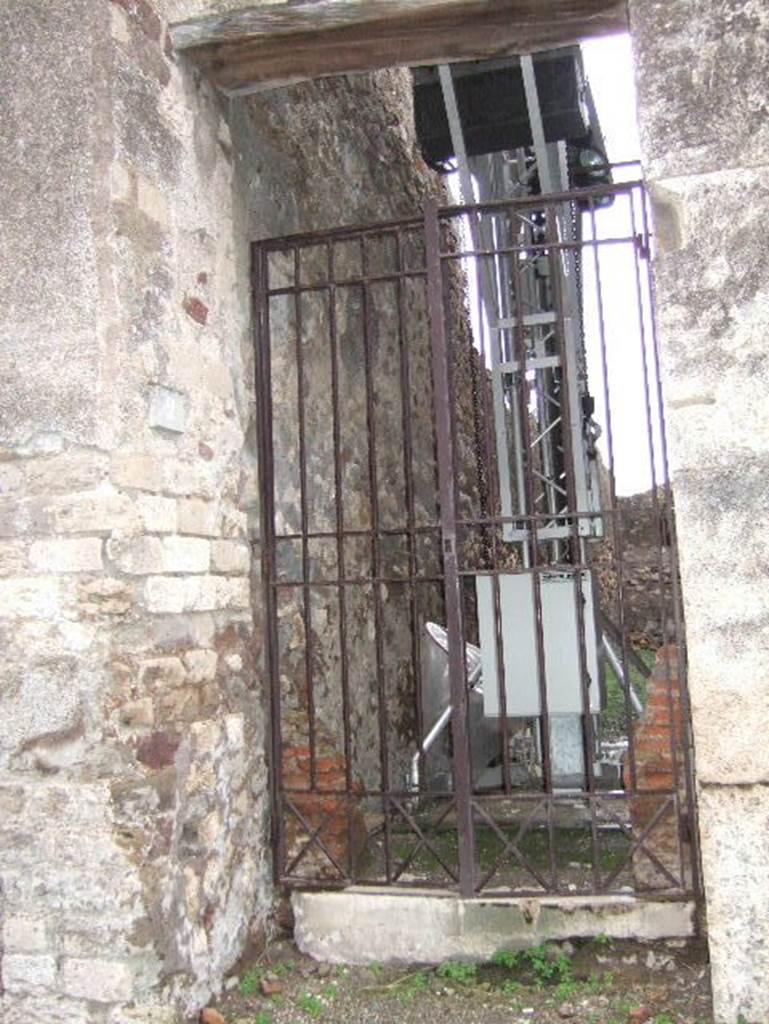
(629, 2, 769, 1021)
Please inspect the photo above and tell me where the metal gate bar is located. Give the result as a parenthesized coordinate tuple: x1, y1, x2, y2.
(253, 180, 700, 900)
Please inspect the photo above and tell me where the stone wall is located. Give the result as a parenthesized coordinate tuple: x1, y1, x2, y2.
(629, 1, 769, 1021)
(0, 2, 443, 1020)
(0, 3, 266, 1020)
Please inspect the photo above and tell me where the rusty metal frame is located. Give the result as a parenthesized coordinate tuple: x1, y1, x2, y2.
(252, 179, 701, 901)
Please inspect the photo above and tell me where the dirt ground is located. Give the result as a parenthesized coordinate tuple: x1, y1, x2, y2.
(206, 934, 713, 1024)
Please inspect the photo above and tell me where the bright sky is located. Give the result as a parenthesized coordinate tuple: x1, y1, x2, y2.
(580, 34, 661, 497)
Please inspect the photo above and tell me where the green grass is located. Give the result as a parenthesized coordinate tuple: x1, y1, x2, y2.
(390, 824, 628, 880)
(391, 970, 430, 1003)
(436, 960, 477, 986)
(297, 993, 325, 1017)
(240, 967, 264, 997)
(601, 646, 655, 737)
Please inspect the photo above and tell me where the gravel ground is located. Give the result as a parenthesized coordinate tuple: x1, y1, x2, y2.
(206, 935, 713, 1024)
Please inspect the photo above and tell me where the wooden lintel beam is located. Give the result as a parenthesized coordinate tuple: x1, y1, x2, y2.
(171, 0, 628, 95)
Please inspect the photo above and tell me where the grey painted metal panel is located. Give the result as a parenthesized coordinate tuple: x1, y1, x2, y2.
(477, 571, 600, 716)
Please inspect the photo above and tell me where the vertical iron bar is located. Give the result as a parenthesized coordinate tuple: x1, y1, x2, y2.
(252, 243, 287, 883)
(326, 241, 355, 880)
(360, 235, 393, 883)
(425, 200, 476, 897)
(470, 217, 513, 798)
(546, 200, 600, 891)
(395, 231, 425, 792)
(293, 248, 317, 789)
(509, 212, 554, 796)
(588, 197, 637, 794)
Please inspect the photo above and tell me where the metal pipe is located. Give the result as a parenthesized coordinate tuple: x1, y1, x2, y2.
(602, 635, 643, 715)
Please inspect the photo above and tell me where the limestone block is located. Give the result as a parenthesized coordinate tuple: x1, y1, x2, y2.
(698, 785, 769, 1023)
(646, 168, 769, 784)
(116, 698, 155, 730)
(137, 175, 169, 227)
(148, 385, 187, 434)
(107, 1006, 178, 1024)
(138, 656, 186, 690)
(0, 577, 59, 618)
(106, 535, 165, 575)
(163, 460, 216, 498)
(0, 461, 23, 495)
(161, 535, 211, 572)
(3, 915, 48, 953)
(61, 957, 134, 1002)
(0, 539, 27, 575)
(111, 453, 164, 492)
(24, 452, 108, 495)
(53, 491, 141, 534)
(144, 575, 187, 614)
(3, 953, 57, 994)
(76, 577, 134, 617)
(228, 576, 250, 609)
(183, 648, 218, 682)
(138, 494, 177, 533)
(30, 537, 103, 573)
(221, 506, 248, 538)
(631, 0, 769, 180)
(178, 497, 220, 536)
(185, 575, 233, 611)
(211, 538, 249, 573)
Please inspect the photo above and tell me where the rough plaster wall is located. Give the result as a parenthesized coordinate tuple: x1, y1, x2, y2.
(231, 73, 447, 799)
(629, 1, 769, 1021)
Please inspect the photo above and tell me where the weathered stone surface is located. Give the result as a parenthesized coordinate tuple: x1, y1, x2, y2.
(138, 494, 178, 533)
(696, 786, 769, 1024)
(24, 453, 109, 495)
(149, 386, 188, 434)
(2, 915, 48, 953)
(631, 0, 769, 181)
(61, 957, 134, 1002)
(178, 498, 220, 536)
(293, 891, 695, 963)
(0, 0, 113, 451)
(3, 953, 57, 995)
(0, 577, 60, 618)
(111, 453, 165, 492)
(162, 535, 211, 573)
(30, 538, 103, 574)
(629, 2, 769, 1019)
(210, 539, 249, 573)
(106, 534, 165, 575)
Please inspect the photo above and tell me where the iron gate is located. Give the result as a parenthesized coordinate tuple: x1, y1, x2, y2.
(253, 181, 700, 900)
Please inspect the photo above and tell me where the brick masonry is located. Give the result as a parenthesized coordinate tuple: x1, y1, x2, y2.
(625, 646, 689, 891)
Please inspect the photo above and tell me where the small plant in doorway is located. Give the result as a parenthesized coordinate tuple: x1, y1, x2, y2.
(491, 948, 521, 970)
(240, 966, 264, 997)
(391, 969, 430, 1003)
(297, 993, 325, 1018)
(436, 960, 478, 986)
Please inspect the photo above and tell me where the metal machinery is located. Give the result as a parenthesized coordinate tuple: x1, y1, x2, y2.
(411, 50, 635, 790)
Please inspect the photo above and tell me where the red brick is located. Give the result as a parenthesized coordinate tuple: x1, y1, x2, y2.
(183, 296, 209, 325)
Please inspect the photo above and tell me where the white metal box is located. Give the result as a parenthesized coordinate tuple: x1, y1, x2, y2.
(475, 570, 600, 717)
